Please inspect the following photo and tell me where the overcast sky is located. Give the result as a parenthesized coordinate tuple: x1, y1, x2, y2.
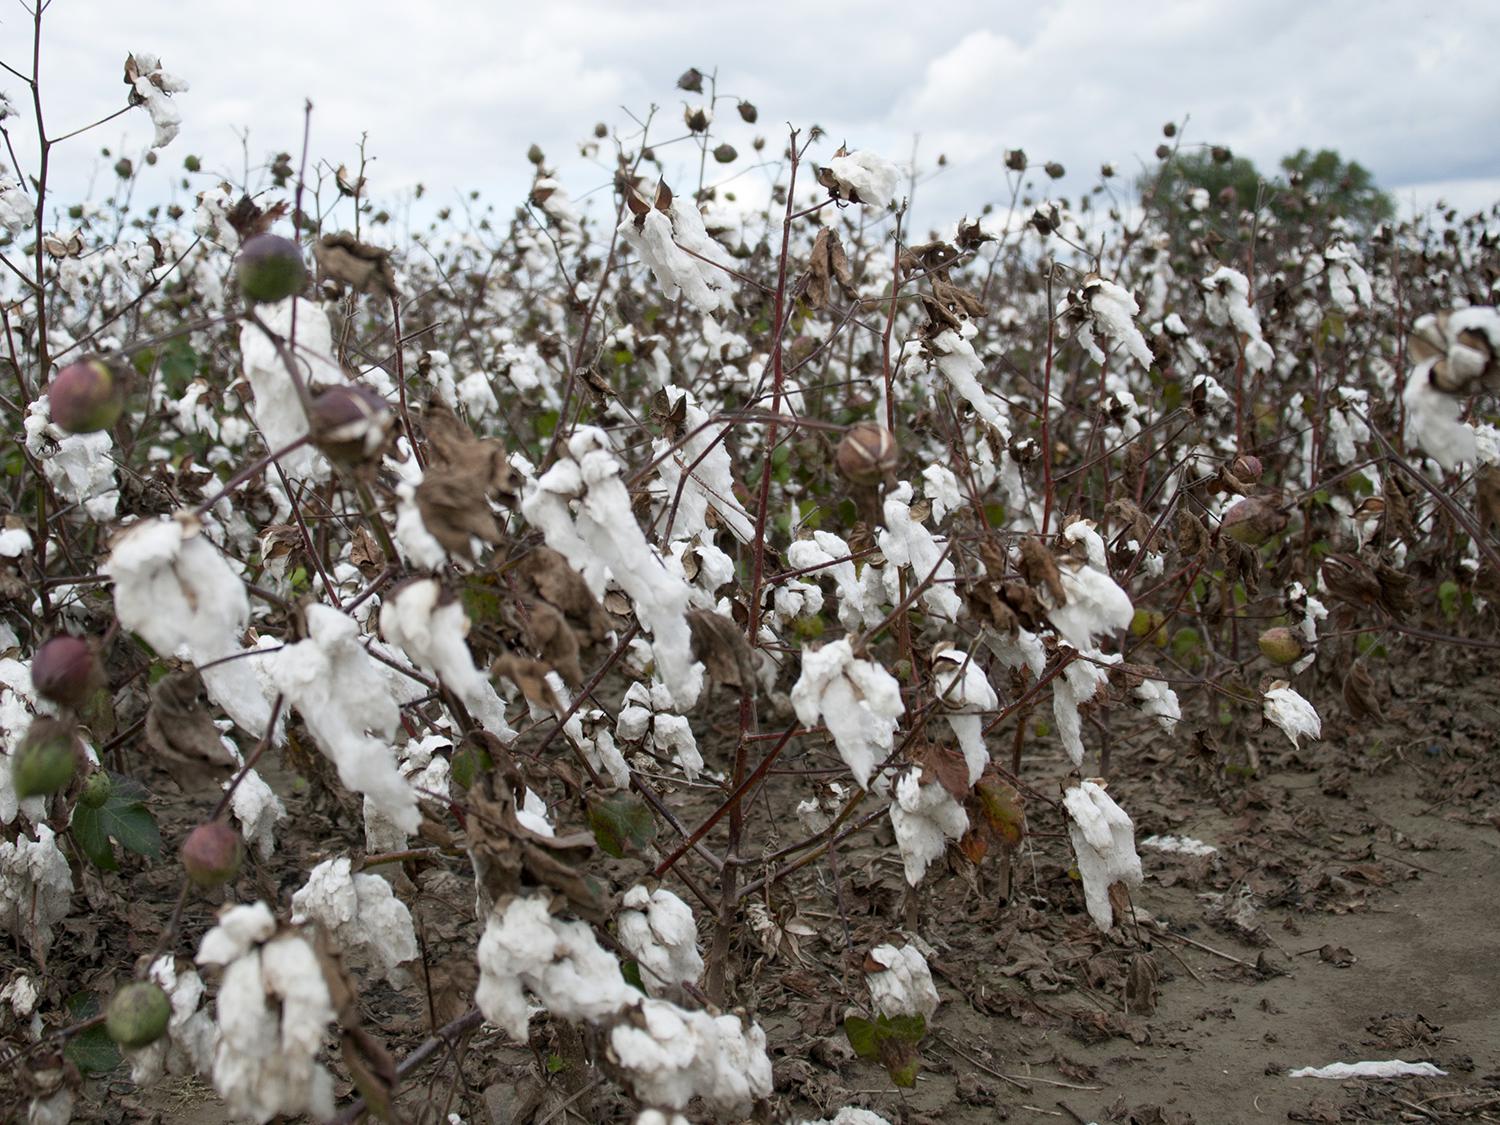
(6, 0, 1499, 233)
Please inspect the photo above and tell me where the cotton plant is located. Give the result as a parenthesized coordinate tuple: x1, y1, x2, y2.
(889, 768, 968, 886)
(879, 482, 962, 620)
(864, 942, 939, 1020)
(0, 177, 33, 234)
(290, 856, 419, 986)
(1263, 682, 1321, 747)
(0, 824, 72, 964)
(790, 639, 904, 789)
(931, 647, 998, 784)
(1063, 781, 1143, 931)
(617, 884, 704, 997)
(195, 903, 337, 1124)
(521, 427, 703, 708)
(379, 578, 517, 740)
(618, 188, 736, 314)
(268, 602, 421, 836)
(102, 513, 272, 736)
(616, 681, 704, 781)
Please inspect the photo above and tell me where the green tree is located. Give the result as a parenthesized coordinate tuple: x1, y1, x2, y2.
(1278, 148, 1395, 233)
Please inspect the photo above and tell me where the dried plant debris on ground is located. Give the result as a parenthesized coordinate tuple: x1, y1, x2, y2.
(2, 18, 1500, 1125)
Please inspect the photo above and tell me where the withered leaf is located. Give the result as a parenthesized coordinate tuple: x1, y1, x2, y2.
(973, 776, 1026, 847)
(913, 744, 971, 801)
(145, 667, 240, 782)
(314, 232, 398, 298)
(688, 608, 758, 696)
(349, 525, 384, 577)
(517, 547, 610, 642)
(517, 599, 584, 687)
(1018, 538, 1066, 607)
(804, 227, 854, 311)
(414, 405, 519, 559)
(225, 195, 288, 242)
(1342, 661, 1382, 720)
(492, 652, 562, 714)
(1124, 953, 1159, 1016)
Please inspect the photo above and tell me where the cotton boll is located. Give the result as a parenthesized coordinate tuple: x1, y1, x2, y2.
(291, 856, 418, 986)
(790, 639, 904, 789)
(608, 998, 772, 1114)
(618, 197, 734, 314)
(1263, 682, 1321, 747)
(1134, 679, 1181, 732)
(880, 482, 961, 620)
(224, 768, 284, 860)
(1045, 561, 1133, 653)
(889, 769, 968, 886)
(1403, 358, 1476, 470)
(931, 649, 998, 784)
(618, 885, 704, 997)
(823, 150, 901, 209)
(1063, 781, 1143, 931)
(799, 1110, 893, 1125)
(380, 579, 516, 740)
(0, 824, 73, 962)
(864, 942, 939, 1019)
(1052, 652, 1119, 767)
(269, 604, 420, 835)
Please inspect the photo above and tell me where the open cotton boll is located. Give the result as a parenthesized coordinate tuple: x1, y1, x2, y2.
(0, 824, 73, 963)
(822, 150, 901, 209)
(1134, 679, 1181, 732)
(268, 603, 420, 835)
(1288, 1060, 1446, 1080)
(609, 998, 772, 1115)
(196, 907, 336, 1125)
(564, 707, 631, 789)
(1063, 781, 1143, 931)
(618, 194, 734, 314)
(1053, 652, 1119, 766)
(652, 389, 755, 543)
(1403, 358, 1476, 470)
(785, 531, 883, 632)
(0, 178, 33, 234)
(476, 894, 639, 1041)
(291, 856, 418, 986)
(615, 682, 705, 781)
(23, 398, 120, 521)
(1263, 682, 1321, 747)
(224, 767, 285, 860)
(102, 514, 271, 736)
(1061, 277, 1154, 369)
(618, 885, 704, 997)
(926, 324, 1010, 437)
(380, 579, 516, 740)
(522, 428, 702, 708)
(125, 53, 188, 148)
(864, 942, 939, 1019)
(1045, 558, 1134, 654)
(238, 297, 345, 480)
(1, 659, 54, 826)
(880, 482, 961, 620)
(799, 1110, 893, 1125)
(889, 769, 968, 886)
(932, 649, 998, 784)
(790, 639, 904, 789)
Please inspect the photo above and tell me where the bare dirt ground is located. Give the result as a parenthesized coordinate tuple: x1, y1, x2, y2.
(33, 647, 1500, 1125)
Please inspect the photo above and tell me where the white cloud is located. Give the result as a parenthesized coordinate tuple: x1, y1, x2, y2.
(4, 0, 1495, 231)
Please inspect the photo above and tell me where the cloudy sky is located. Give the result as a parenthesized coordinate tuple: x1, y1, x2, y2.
(7, 0, 1499, 232)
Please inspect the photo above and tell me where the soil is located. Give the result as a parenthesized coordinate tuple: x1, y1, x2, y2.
(11, 648, 1500, 1125)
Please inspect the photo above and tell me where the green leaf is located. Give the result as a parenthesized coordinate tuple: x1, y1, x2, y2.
(159, 338, 200, 395)
(70, 775, 161, 870)
(450, 743, 492, 791)
(1438, 580, 1462, 621)
(620, 960, 647, 994)
(63, 992, 121, 1075)
(843, 1016, 878, 1059)
(588, 794, 656, 859)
